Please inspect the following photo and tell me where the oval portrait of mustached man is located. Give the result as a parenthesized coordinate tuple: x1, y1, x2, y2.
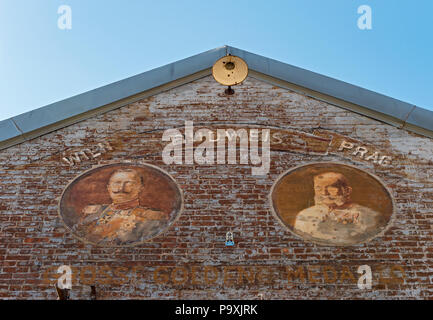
(59, 163, 183, 247)
(270, 163, 394, 246)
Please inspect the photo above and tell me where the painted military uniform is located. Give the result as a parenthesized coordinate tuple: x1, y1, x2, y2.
(294, 203, 383, 245)
(73, 200, 168, 245)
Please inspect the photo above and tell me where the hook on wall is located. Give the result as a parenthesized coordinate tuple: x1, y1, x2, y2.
(225, 231, 235, 246)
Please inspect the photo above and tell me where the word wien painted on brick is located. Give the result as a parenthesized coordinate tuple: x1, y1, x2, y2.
(61, 141, 113, 166)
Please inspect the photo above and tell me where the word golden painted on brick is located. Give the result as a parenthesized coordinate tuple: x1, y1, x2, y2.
(270, 162, 394, 246)
(43, 264, 405, 288)
(58, 163, 183, 246)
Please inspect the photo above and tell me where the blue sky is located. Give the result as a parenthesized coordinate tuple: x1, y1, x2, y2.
(0, 0, 432, 121)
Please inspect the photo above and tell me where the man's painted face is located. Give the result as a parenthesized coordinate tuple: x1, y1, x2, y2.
(313, 172, 351, 207)
(107, 170, 142, 204)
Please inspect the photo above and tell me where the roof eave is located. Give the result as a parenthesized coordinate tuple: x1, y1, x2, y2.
(0, 45, 432, 150)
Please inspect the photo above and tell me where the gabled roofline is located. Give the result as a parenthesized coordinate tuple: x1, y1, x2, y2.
(1, 45, 432, 150)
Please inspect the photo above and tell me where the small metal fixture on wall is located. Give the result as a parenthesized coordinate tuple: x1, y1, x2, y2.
(212, 55, 248, 95)
(225, 231, 235, 246)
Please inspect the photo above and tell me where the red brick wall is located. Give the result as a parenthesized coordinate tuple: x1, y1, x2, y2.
(0, 75, 432, 299)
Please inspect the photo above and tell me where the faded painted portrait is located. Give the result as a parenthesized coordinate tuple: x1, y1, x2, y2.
(270, 163, 394, 246)
(59, 163, 183, 246)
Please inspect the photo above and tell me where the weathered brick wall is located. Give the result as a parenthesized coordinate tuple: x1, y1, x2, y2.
(0, 75, 432, 299)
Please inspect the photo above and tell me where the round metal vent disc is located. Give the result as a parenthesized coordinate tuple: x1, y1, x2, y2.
(212, 55, 248, 86)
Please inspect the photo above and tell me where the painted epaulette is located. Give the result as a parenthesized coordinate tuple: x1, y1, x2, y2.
(80, 204, 109, 222)
(133, 207, 168, 220)
(82, 204, 103, 215)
